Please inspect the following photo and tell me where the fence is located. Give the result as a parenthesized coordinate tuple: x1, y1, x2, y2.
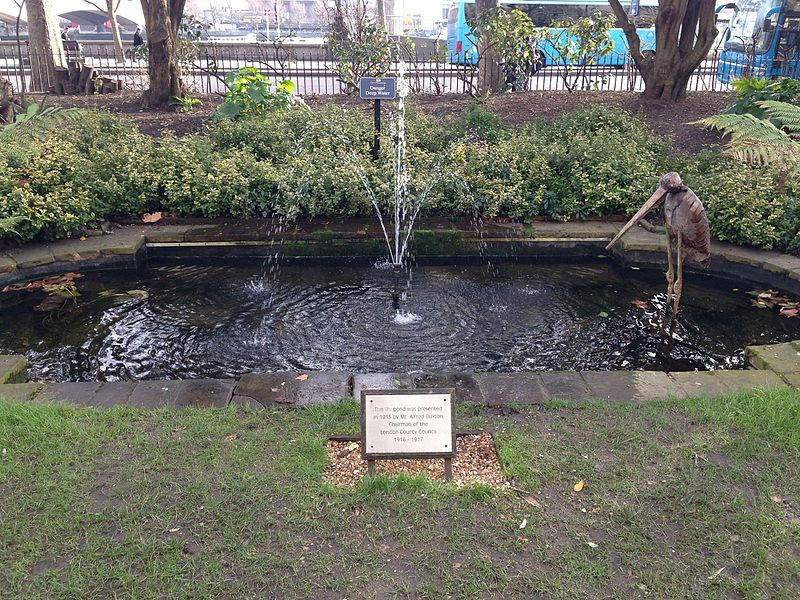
(0, 44, 779, 97)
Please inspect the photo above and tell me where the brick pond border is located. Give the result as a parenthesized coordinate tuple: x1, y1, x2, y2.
(1, 219, 799, 406)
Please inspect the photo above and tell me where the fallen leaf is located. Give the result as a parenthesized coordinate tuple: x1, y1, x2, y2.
(598, 311, 609, 318)
(168, 527, 180, 533)
(586, 541, 599, 548)
(574, 480, 585, 492)
(79, 236, 87, 241)
(142, 211, 163, 224)
(631, 299, 649, 309)
(225, 434, 237, 442)
(295, 373, 309, 381)
(707, 566, 726, 580)
(730, 533, 741, 542)
(518, 518, 527, 529)
(771, 495, 784, 503)
(521, 495, 541, 508)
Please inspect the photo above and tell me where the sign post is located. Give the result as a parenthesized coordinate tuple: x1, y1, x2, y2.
(361, 388, 456, 480)
(629, 0, 640, 17)
(359, 77, 397, 161)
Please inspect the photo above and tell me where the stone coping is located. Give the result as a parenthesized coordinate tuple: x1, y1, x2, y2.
(1, 342, 798, 409)
(1, 219, 799, 295)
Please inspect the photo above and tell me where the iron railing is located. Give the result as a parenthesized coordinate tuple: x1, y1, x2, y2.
(1, 44, 787, 97)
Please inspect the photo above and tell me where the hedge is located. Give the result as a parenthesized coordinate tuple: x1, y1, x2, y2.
(1, 103, 798, 253)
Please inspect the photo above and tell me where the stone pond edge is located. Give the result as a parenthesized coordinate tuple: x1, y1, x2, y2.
(0, 342, 798, 408)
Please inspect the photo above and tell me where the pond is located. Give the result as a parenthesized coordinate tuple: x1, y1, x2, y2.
(0, 261, 797, 381)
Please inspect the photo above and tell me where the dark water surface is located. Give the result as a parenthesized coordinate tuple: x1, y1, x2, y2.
(0, 261, 797, 381)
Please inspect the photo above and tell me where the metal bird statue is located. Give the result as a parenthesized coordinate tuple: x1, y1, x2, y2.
(606, 172, 711, 317)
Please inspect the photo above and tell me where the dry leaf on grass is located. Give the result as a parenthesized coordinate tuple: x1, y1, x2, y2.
(225, 434, 237, 442)
(574, 480, 585, 492)
(521, 495, 541, 508)
(295, 373, 309, 381)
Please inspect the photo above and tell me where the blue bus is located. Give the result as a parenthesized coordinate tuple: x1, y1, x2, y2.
(717, 0, 800, 82)
(446, 0, 658, 67)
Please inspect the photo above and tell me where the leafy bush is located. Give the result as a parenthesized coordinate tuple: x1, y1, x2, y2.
(215, 68, 304, 120)
(728, 77, 800, 118)
(1, 103, 798, 255)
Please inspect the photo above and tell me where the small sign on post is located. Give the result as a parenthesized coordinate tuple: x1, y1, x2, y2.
(629, 0, 640, 17)
(361, 389, 456, 480)
(359, 77, 397, 161)
(359, 77, 397, 100)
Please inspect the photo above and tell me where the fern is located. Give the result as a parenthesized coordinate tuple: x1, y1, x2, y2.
(758, 100, 800, 136)
(0, 215, 27, 239)
(0, 98, 85, 142)
(692, 102, 800, 168)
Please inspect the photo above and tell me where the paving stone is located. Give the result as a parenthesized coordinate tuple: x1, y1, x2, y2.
(0, 383, 43, 403)
(539, 371, 594, 401)
(668, 371, 729, 398)
(7, 245, 55, 269)
(91, 382, 136, 407)
(617, 228, 667, 253)
(781, 372, 800, 388)
(762, 254, 800, 276)
(37, 382, 102, 406)
(0, 354, 27, 384)
(173, 379, 234, 408)
(48, 239, 100, 262)
(713, 370, 787, 392)
(352, 373, 414, 397)
(0, 253, 16, 274)
(638, 372, 686, 399)
(745, 342, 800, 374)
(230, 395, 264, 408)
(293, 371, 351, 406)
(127, 381, 184, 409)
(713, 243, 769, 268)
(474, 372, 548, 405)
(234, 372, 298, 406)
(413, 372, 484, 404)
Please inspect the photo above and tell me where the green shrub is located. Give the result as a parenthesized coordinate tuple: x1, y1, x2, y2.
(1, 103, 798, 255)
(684, 152, 788, 249)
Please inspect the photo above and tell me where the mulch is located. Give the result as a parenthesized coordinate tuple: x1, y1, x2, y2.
(323, 433, 510, 488)
(47, 89, 732, 153)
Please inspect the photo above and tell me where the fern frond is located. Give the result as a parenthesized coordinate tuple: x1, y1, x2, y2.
(694, 113, 791, 144)
(757, 100, 800, 136)
(0, 101, 85, 142)
(725, 137, 800, 168)
(0, 215, 27, 238)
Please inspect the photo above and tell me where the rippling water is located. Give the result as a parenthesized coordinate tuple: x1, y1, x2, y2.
(0, 261, 797, 381)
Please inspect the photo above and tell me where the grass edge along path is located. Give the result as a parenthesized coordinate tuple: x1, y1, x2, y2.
(0, 387, 798, 599)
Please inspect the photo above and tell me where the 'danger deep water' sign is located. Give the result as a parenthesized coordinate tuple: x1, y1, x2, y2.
(361, 389, 455, 459)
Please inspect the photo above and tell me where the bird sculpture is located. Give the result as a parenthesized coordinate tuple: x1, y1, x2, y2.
(606, 172, 711, 318)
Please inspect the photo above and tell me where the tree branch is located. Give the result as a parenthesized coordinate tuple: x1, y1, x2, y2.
(683, 0, 718, 68)
(607, 0, 648, 74)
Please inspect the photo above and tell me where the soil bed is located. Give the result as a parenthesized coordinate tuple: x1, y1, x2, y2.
(48, 90, 731, 152)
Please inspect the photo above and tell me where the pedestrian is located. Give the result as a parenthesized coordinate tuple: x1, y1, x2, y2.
(61, 27, 69, 41)
(133, 27, 144, 47)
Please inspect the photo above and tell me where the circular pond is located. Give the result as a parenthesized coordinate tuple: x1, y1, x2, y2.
(0, 261, 798, 381)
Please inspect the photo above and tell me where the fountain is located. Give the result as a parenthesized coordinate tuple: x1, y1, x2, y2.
(354, 62, 443, 313)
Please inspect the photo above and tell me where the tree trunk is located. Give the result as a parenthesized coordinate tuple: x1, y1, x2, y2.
(140, 0, 187, 107)
(1, 76, 16, 125)
(475, 0, 502, 94)
(376, 0, 386, 31)
(608, 0, 717, 102)
(107, 0, 125, 63)
(25, 0, 65, 92)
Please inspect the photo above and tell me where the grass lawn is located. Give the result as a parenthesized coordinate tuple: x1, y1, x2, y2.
(1, 388, 798, 599)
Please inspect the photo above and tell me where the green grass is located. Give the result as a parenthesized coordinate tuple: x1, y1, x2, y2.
(0, 389, 798, 599)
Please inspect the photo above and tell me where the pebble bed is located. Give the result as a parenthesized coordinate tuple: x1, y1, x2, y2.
(323, 433, 509, 488)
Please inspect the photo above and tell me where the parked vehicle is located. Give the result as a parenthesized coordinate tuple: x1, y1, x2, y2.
(446, 0, 657, 67)
(717, 0, 800, 83)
